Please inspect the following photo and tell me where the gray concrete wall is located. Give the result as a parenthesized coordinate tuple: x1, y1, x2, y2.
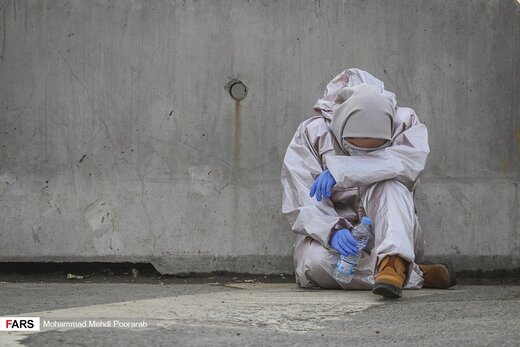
(0, 0, 518, 273)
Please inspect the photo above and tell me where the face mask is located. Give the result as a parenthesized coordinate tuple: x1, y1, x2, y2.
(346, 147, 370, 156)
(343, 139, 392, 156)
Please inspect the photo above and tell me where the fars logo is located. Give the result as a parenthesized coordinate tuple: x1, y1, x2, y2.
(0, 317, 40, 331)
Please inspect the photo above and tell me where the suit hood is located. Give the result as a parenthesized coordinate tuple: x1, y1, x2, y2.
(313, 68, 398, 125)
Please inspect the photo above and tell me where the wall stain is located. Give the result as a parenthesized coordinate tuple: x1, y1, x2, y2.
(233, 99, 241, 178)
(31, 227, 41, 244)
(231, 98, 242, 256)
(0, 1, 8, 62)
(516, 128, 520, 159)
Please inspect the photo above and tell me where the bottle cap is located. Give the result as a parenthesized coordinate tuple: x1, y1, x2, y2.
(361, 216, 372, 225)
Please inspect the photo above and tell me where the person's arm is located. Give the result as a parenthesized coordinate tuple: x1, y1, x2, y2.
(324, 108, 430, 191)
(281, 121, 352, 248)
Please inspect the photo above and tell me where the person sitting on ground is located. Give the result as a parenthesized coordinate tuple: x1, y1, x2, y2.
(280, 68, 456, 298)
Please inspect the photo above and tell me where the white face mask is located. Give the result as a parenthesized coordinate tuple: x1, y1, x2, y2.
(346, 147, 370, 156)
(343, 139, 392, 156)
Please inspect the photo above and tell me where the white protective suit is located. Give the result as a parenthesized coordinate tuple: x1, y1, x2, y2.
(281, 68, 429, 290)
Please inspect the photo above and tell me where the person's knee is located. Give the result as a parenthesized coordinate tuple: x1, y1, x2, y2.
(300, 246, 330, 277)
(362, 179, 412, 207)
(371, 179, 409, 194)
(293, 239, 339, 289)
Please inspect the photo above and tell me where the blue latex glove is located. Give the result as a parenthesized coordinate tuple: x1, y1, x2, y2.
(329, 228, 358, 257)
(309, 169, 336, 202)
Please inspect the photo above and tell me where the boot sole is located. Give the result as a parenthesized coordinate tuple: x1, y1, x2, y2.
(372, 282, 402, 298)
(444, 261, 458, 287)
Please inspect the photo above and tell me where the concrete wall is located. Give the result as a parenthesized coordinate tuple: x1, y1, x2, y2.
(0, 0, 518, 273)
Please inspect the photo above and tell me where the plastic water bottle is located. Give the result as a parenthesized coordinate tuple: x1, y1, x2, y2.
(332, 216, 372, 284)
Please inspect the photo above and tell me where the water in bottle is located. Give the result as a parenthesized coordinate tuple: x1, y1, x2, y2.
(332, 216, 372, 284)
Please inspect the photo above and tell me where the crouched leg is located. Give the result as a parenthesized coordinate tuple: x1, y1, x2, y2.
(292, 234, 374, 290)
(360, 179, 426, 289)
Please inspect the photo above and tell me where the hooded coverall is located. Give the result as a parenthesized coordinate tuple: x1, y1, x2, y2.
(280, 68, 430, 289)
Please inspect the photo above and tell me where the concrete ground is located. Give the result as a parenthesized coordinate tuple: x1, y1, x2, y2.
(0, 271, 519, 347)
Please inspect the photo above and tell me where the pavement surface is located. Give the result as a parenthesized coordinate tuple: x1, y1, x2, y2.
(0, 272, 519, 347)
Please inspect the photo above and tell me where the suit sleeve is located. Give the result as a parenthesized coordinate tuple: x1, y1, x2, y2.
(324, 109, 430, 191)
(281, 122, 352, 248)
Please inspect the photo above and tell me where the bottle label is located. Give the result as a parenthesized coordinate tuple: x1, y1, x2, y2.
(335, 259, 357, 275)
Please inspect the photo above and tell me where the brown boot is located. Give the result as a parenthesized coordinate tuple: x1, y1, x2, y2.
(418, 262, 457, 289)
(372, 255, 409, 299)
